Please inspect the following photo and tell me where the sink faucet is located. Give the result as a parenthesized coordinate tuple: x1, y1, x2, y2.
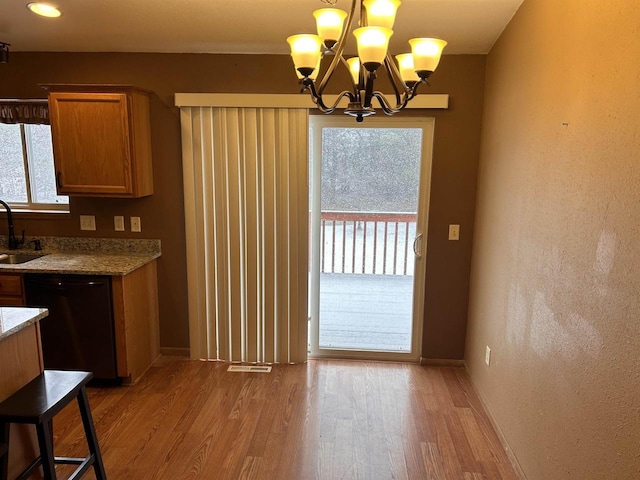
(0, 199, 24, 250)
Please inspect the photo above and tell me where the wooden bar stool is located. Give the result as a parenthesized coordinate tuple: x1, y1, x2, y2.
(0, 370, 106, 480)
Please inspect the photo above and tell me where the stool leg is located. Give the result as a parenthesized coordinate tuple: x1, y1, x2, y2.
(77, 388, 106, 480)
(35, 421, 56, 480)
(0, 422, 9, 480)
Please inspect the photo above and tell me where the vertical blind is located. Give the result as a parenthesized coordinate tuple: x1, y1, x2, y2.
(180, 107, 309, 363)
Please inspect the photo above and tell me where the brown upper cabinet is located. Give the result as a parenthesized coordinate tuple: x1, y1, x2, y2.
(44, 84, 154, 198)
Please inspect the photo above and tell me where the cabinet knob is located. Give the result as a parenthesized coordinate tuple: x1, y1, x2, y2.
(56, 171, 63, 188)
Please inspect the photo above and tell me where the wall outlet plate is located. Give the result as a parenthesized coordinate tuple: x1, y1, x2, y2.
(485, 346, 491, 366)
(80, 215, 96, 231)
(449, 224, 460, 241)
(131, 216, 141, 233)
(114, 216, 125, 232)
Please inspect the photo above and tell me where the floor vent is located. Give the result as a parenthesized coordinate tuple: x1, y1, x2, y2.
(227, 365, 272, 373)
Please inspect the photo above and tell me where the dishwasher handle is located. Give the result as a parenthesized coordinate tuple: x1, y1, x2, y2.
(25, 278, 107, 289)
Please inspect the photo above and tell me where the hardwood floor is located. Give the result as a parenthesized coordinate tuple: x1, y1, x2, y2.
(53, 357, 518, 479)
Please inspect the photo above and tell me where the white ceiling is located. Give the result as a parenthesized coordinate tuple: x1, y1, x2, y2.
(1, 0, 523, 55)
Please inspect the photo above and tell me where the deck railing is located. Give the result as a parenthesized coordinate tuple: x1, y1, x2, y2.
(319, 211, 417, 276)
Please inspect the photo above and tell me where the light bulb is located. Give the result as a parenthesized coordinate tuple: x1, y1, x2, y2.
(27, 2, 62, 18)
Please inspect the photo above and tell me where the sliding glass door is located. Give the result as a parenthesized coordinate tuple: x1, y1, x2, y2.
(309, 116, 434, 361)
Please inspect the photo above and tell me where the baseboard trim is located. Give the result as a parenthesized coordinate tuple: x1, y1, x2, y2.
(419, 357, 465, 367)
(160, 347, 191, 357)
(464, 365, 527, 479)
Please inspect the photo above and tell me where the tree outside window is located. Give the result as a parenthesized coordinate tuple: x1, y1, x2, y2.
(0, 102, 68, 211)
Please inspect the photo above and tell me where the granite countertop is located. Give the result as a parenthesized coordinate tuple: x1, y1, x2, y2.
(0, 306, 49, 341)
(0, 236, 161, 276)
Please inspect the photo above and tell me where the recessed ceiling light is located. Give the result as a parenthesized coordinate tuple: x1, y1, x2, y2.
(27, 3, 62, 18)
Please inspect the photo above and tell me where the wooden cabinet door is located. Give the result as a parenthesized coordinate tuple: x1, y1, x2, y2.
(49, 92, 134, 195)
(0, 273, 25, 305)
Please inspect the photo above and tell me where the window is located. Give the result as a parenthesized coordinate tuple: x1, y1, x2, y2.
(0, 122, 68, 211)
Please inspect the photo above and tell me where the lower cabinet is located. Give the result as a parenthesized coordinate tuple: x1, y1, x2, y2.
(17, 260, 159, 384)
(0, 273, 25, 305)
(112, 260, 160, 384)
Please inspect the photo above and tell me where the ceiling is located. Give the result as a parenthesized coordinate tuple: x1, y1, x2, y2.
(2, 0, 524, 55)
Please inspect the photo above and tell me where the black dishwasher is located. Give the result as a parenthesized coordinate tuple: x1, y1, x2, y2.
(24, 274, 118, 380)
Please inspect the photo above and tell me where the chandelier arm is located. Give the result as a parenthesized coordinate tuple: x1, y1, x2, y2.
(316, 0, 358, 95)
(371, 76, 430, 114)
(407, 78, 428, 101)
(371, 91, 403, 115)
(302, 79, 355, 113)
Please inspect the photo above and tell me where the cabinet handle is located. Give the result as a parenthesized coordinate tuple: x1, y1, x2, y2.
(56, 171, 63, 189)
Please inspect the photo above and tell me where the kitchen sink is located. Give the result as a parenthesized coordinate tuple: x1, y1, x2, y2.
(0, 253, 48, 264)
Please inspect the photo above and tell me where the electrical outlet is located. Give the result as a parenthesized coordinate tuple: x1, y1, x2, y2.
(130, 216, 141, 233)
(114, 216, 125, 232)
(449, 224, 460, 241)
(79, 215, 96, 231)
(485, 346, 491, 366)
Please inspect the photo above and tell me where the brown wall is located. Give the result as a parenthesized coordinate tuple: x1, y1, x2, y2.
(0, 52, 485, 357)
(466, 0, 640, 478)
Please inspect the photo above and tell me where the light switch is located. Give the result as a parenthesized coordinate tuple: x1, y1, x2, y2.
(79, 215, 96, 231)
(114, 216, 125, 232)
(448, 224, 460, 241)
(131, 216, 142, 233)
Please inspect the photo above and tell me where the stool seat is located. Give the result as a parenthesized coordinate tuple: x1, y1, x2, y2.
(0, 370, 106, 480)
(0, 371, 92, 424)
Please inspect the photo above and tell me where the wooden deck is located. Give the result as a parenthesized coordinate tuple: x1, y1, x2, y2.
(319, 273, 413, 352)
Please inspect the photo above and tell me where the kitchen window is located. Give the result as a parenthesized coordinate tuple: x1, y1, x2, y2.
(0, 100, 68, 212)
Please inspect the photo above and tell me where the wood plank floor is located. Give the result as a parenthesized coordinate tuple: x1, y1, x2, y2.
(53, 357, 518, 480)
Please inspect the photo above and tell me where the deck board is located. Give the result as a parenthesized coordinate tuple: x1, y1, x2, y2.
(319, 273, 413, 351)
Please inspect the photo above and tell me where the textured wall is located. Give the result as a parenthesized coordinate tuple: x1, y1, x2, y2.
(466, 0, 640, 478)
(0, 52, 484, 357)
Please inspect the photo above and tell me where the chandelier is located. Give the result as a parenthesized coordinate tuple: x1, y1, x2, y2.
(0, 42, 9, 64)
(287, 0, 447, 122)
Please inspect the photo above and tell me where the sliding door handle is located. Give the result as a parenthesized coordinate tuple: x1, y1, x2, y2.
(413, 233, 423, 259)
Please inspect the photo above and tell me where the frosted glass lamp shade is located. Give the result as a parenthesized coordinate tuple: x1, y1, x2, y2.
(353, 27, 393, 71)
(395, 53, 419, 83)
(346, 57, 361, 85)
(313, 8, 348, 46)
(297, 57, 322, 80)
(287, 34, 323, 77)
(363, 0, 401, 29)
(409, 38, 447, 78)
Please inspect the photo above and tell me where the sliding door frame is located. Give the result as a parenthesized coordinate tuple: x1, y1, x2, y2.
(308, 115, 435, 362)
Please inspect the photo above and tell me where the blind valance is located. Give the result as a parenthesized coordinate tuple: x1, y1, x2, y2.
(0, 99, 49, 124)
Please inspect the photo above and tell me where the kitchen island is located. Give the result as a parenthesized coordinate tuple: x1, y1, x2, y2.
(0, 306, 48, 479)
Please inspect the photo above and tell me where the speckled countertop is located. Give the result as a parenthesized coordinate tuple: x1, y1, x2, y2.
(0, 236, 161, 276)
(0, 306, 48, 341)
